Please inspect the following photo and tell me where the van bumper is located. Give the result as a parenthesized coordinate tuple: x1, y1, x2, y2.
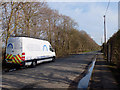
(5, 61, 25, 67)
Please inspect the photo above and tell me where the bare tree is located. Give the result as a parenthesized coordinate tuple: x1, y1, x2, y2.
(1, 2, 100, 58)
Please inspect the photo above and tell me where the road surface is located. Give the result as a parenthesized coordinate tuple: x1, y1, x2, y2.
(2, 52, 96, 89)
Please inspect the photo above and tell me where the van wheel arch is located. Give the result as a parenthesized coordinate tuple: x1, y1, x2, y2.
(52, 56, 56, 62)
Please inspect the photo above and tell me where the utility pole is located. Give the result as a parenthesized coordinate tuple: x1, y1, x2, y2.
(103, 15, 108, 62)
(103, 15, 106, 43)
(103, 0, 110, 62)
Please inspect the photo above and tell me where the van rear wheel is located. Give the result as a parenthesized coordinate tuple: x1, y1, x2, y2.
(31, 61, 36, 68)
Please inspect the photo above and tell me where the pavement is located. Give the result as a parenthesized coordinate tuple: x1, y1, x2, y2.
(89, 54, 119, 90)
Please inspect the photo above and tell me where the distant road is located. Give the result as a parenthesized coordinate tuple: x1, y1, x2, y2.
(2, 52, 97, 89)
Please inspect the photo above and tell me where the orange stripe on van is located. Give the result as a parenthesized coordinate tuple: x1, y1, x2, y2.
(8, 54, 12, 59)
(6, 54, 24, 64)
(12, 57, 18, 63)
(17, 55, 22, 60)
(9, 55, 13, 59)
(6, 54, 8, 59)
(15, 56, 21, 63)
(17, 55, 23, 62)
(13, 57, 20, 64)
(6, 54, 10, 59)
(12, 59, 16, 63)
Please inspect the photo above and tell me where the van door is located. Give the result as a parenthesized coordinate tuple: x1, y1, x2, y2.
(6, 37, 23, 64)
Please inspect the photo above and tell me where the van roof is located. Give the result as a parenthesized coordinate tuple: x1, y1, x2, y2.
(9, 36, 48, 42)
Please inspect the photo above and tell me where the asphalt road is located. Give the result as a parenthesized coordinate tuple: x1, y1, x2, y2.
(2, 52, 96, 89)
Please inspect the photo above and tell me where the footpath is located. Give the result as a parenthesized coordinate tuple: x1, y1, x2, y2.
(89, 54, 119, 90)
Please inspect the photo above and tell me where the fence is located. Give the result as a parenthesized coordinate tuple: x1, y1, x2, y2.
(102, 30, 120, 68)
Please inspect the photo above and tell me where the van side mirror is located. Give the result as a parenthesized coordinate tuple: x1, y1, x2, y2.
(52, 49, 55, 52)
(49, 45, 55, 52)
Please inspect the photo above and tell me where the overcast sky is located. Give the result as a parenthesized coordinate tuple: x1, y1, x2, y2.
(47, 1, 118, 45)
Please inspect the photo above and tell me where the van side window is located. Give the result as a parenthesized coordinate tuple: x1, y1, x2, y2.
(49, 45, 53, 52)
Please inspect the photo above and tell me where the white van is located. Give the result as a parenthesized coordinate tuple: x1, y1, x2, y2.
(5, 37, 56, 67)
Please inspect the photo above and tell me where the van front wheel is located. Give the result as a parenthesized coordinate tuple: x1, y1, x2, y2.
(31, 61, 36, 67)
(52, 57, 55, 62)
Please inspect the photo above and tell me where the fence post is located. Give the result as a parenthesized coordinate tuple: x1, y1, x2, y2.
(107, 43, 111, 63)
